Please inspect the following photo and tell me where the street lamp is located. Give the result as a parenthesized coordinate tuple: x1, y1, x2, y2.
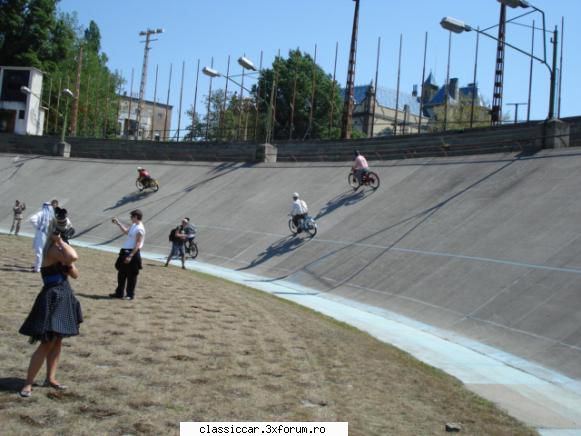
(202, 57, 274, 144)
(59, 88, 75, 144)
(440, 12, 558, 120)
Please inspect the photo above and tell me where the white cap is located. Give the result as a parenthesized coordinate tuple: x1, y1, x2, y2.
(137, 166, 143, 170)
(292, 192, 299, 198)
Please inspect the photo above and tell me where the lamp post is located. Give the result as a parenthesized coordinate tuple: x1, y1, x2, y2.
(59, 88, 75, 145)
(440, 9, 558, 121)
(202, 56, 273, 144)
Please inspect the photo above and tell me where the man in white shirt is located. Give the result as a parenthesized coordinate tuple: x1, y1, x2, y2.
(109, 209, 145, 300)
(290, 192, 308, 233)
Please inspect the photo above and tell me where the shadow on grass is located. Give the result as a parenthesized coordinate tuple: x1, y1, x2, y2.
(0, 377, 25, 392)
(75, 293, 115, 300)
(0, 263, 34, 273)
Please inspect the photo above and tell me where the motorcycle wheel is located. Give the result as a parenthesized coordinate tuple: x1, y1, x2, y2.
(136, 179, 145, 191)
(288, 218, 298, 235)
(348, 172, 360, 189)
(152, 179, 160, 192)
(185, 240, 198, 259)
(305, 221, 318, 238)
(367, 171, 380, 190)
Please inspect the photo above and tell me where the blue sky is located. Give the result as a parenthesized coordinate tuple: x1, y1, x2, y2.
(58, 0, 579, 134)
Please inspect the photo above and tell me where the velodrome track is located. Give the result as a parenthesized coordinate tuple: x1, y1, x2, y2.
(2, 149, 581, 429)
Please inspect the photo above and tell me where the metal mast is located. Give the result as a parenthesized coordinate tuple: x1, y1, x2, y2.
(491, 4, 506, 125)
(136, 28, 163, 139)
(341, 0, 360, 140)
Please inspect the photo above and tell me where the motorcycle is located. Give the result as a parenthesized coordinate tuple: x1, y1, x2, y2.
(289, 215, 318, 238)
(348, 170, 380, 190)
(136, 177, 160, 192)
(184, 237, 199, 259)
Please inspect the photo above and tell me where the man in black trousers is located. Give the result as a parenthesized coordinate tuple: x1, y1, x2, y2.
(109, 209, 145, 301)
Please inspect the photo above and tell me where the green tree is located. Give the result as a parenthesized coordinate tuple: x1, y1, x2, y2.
(254, 49, 343, 141)
(429, 96, 493, 132)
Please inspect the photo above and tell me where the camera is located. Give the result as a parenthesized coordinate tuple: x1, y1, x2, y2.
(54, 207, 75, 242)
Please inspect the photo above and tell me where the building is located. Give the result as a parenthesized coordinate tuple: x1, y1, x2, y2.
(117, 94, 173, 141)
(348, 74, 488, 137)
(0, 66, 45, 135)
(351, 84, 427, 136)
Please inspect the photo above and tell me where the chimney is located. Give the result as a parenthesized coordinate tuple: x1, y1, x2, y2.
(449, 78, 459, 101)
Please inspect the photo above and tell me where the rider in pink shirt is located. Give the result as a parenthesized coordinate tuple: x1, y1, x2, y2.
(352, 150, 369, 185)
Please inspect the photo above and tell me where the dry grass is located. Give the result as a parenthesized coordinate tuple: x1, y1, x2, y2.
(0, 234, 536, 435)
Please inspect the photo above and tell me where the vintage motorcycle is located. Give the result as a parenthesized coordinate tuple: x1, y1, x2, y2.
(136, 177, 160, 192)
(288, 215, 318, 238)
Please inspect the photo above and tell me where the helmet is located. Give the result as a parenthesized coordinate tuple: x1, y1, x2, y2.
(292, 192, 299, 198)
(137, 166, 143, 170)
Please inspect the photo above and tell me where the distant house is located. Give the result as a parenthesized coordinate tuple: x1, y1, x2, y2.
(348, 84, 427, 137)
(117, 94, 173, 141)
(420, 72, 488, 121)
(346, 73, 488, 136)
(0, 66, 45, 135)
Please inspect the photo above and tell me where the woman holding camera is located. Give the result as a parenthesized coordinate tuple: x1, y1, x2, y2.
(18, 223, 83, 398)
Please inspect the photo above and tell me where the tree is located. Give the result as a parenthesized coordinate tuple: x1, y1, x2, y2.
(254, 49, 343, 141)
(429, 96, 493, 132)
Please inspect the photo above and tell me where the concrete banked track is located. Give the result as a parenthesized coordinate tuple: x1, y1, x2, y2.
(1, 149, 581, 384)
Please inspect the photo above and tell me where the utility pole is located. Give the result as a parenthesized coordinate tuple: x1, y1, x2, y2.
(70, 45, 83, 136)
(341, 0, 360, 140)
(136, 28, 163, 140)
(491, 3, 506, 126)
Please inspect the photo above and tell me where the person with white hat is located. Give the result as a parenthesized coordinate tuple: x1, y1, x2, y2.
(289, 192, 308, 233)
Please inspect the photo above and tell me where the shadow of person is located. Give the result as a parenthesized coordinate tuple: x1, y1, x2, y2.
(314, 189, 368, 221)
(237, 235, 306, 271)
(0, 377, 26, 392)
(103, 190, 154, 211)
(0, 264, 35, 273)
(75, 293, 117, 300)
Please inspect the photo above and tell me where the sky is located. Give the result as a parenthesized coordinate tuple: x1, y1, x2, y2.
(57, 0, 580, 135)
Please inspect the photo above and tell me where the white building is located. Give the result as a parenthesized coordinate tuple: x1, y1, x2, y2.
(0, 66, 45, 135)
(117, 94, 173, 141)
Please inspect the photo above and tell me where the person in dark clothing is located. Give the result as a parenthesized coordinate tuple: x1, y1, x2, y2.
(19, 227, 82, 398)
(109, 209, 145, 301)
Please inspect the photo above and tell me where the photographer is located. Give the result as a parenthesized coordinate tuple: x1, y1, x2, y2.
(54, 207, 75, 244)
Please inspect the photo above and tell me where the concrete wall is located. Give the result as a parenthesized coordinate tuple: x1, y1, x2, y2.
(2, 117, 579, 162)
(1, 149, 581, 382)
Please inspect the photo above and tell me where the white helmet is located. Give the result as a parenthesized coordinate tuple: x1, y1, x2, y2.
(292, 192, 299, 198)
(137, 166, 143, 170)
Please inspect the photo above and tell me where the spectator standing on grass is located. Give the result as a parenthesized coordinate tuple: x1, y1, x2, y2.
(18, 223, 83, 398)
(109, 209, 145, 301)
(164, 219, 187, 269)
(29, 202, 54, 272)
(9, 200, 26, 235)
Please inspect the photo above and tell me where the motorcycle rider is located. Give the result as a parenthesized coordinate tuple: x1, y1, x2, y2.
(290, 192, 308, 233)
(352, 150, 369, 186)
(137, 166, 152, 186)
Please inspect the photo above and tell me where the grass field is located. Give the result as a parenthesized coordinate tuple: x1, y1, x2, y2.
(0, 234, 536, 435)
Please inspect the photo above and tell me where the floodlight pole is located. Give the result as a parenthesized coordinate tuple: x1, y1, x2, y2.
(341, 0, 360, 140)
(136, 28, 163, 140)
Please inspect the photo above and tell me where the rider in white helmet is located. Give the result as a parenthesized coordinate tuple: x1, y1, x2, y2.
(290, 192, 308, 233)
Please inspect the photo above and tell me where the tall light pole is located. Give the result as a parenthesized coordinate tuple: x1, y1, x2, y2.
(341, 0, 360, 140)
(136, 28, 163, 140)
(59, 89, 75, 145)
(202, 56, 270, 142)
(440, 9, 558, 121)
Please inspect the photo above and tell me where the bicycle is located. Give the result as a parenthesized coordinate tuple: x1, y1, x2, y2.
(348, 170, 380, 190)
(288, 215, 318, 238)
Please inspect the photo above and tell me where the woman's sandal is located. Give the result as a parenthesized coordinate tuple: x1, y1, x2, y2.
(43, 380, 67, 390)
(18, 389, 32, 398)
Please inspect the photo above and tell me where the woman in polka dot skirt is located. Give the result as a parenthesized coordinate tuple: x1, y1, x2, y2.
(18, 224, 83, 398)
